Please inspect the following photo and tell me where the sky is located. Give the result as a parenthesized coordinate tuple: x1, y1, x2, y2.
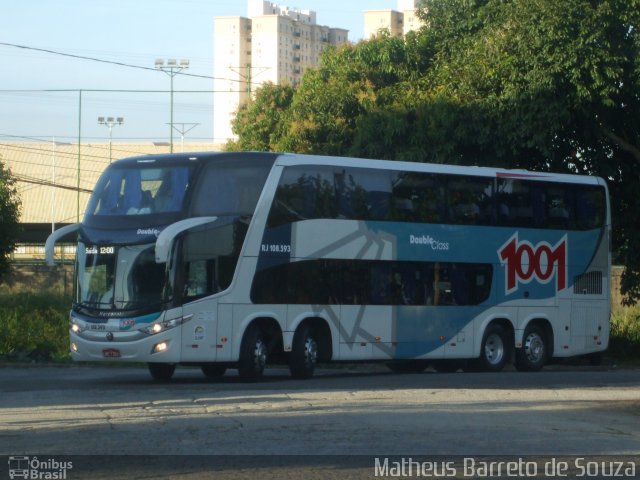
(0, 0, 400, 144)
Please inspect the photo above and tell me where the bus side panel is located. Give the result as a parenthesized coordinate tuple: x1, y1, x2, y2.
(339, 305, 387, 360)
(393, 306, 490, 360)
(180, 303, 219, 363)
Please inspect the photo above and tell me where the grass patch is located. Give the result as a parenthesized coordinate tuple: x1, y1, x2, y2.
(0, 292, 72, 362)
(610, 307, 640, 362)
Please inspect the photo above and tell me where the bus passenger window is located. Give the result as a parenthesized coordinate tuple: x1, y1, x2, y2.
(546, 187, 574, 229)
(576, 187, 605, 230)
(268, 167, 337, 226)
(392, 172, 446, 224)
(497, 179, 534, 227)
(447, 177, 493, 225)
(335, 169, 392, 221)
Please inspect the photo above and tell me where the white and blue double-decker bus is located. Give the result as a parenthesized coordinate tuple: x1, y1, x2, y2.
(46, 152, 611, 380)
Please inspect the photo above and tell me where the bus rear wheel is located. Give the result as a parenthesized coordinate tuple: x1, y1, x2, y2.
(289, 324, 318, 379)
(148, 363, 176, 381)
(515, 324, 548, 372)
(238, 324, 268, 381)
(476, 324, 509, 372)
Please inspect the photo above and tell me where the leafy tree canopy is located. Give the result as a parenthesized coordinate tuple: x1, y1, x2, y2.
(0, 160, 21, 281)
(229, 0, 640, 303)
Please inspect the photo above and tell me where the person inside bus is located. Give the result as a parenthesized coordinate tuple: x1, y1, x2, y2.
(153, 173, 174, 213)
(450, 189, 480, 224)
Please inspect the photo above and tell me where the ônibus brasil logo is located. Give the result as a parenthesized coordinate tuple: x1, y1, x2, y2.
(498, 233, 567, 295)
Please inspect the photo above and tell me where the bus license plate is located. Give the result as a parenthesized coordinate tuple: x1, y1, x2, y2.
(102, 348, 121, 358)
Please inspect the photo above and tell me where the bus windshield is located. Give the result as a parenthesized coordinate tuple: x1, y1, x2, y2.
(88, 165, 191, 216)
(75, 242, 167, 311)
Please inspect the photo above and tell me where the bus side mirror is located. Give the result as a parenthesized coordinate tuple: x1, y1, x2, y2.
(45, 223, 81, 266)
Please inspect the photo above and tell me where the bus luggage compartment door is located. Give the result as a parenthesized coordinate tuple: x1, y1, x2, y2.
(570, 300, 608, 353)
(180, 303, 219, 362)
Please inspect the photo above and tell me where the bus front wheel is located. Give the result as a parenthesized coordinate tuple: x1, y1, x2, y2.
(238, 324, 268, 381)
(289, 323, 318, 379)
(148, 363, 176, 381)
(515, 324, 548, 372)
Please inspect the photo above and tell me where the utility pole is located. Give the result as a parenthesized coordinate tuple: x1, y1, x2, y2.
(228, 65, 270, 96)
(166, 122, 200, 152)
(155, 58, 189, 153)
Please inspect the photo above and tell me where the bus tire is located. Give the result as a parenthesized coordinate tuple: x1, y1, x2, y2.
(476, 324, 509, 372)
(289, 323, 318, 379)
(148, 363, 176, 381)
(515, 324, 548, 372)
(238, 324, 268, 381)
(201, 364, 227, 378)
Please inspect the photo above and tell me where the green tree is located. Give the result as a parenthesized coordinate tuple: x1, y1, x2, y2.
(226, 82, 294, 152)
(0, 160, 21, 280)
(278, 33, 428, 154)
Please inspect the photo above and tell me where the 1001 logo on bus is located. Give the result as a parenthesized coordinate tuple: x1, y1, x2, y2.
(498, 234, 567, 295)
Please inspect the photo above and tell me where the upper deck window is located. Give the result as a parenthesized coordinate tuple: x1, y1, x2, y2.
(268, 165, 606, 231)
(89, 166, 191, 216)
(190, 159, 273, 217)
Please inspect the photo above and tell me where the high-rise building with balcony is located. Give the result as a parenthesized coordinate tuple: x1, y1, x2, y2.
(213, 0, 348, 143)
(364, 0, 421, 39)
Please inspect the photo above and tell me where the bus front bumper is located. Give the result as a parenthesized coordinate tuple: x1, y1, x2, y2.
(69, 329, 181, 363)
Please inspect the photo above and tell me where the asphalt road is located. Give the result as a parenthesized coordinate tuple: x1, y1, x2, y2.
(1, 363, 639, 479)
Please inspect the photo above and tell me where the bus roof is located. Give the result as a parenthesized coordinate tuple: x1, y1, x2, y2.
(107, 151, 605, 187)
(107, 151, 279, 168)
(277, 153, 606, 187)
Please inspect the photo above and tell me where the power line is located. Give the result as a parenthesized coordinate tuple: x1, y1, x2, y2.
(0, 138, 222, 166)
(13, 173, 93, 194)
(0, 141, 152, 166)
(0, 42, 266, 85)
(1, 143, 123, 171)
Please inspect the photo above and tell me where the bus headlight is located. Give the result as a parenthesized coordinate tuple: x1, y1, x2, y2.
(70, 322, 84, 334)
(152, 341, 169, 354)
(140, 315, 192, 335)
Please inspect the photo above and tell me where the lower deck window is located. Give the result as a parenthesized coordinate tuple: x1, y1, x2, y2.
(251, 259, 492, 306)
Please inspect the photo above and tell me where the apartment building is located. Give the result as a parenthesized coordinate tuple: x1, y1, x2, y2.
(364, 0, 421, 39)
(213, 0, 348, 143)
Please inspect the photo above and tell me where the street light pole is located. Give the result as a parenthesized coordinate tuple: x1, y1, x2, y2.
(155, 58, 189, 153)
(167, 122, 200, 152)
(98, 116, 124, 163)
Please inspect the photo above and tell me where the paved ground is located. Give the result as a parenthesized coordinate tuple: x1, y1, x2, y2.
(1, 364, 639, 478)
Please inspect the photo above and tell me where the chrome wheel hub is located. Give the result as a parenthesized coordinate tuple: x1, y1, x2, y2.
(484, 333, 505, 365)
(524, 333, 545, 363)
(254, 338, 267, 370)
(304, 337, 318, 365)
